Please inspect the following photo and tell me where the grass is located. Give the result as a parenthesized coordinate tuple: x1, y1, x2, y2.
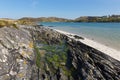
(40, 43, 68, 72)
(17, 20, 36, 25)
(0, 19, 36, 29)
(34, 41, 72, 77)
(34, 45, 41, 68)
(43, 44, 72, 77)
(0, 20, 18, 29)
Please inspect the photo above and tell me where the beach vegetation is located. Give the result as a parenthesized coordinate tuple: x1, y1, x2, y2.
(41, 43, 68, 66)
(75, 15, 120, 22)
(0, 20, 19, 29)
(34, 45, 41, 68)
(17, 19, 36, 25)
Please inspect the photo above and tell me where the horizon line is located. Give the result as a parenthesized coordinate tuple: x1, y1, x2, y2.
(0, 14, 120, 20)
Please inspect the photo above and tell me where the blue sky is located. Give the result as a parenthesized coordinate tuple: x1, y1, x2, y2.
(0, 0, 120, 19)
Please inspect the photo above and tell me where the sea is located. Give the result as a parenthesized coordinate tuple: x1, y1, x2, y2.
(39, 22, 120, 51)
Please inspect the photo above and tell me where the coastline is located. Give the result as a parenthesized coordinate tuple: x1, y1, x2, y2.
(42, 22, 120, 51)
(54, 29, 120, 61)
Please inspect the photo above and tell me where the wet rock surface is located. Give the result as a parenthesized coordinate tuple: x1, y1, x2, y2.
(0, 25, 120, 80)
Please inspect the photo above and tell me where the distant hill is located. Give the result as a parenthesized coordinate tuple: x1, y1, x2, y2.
(74, 15, 120, 22)
(19, 17, 72, 22)
(19, 15, 120, 22)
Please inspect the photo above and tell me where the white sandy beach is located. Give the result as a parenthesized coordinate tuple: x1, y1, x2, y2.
(54, 29, 120, 61)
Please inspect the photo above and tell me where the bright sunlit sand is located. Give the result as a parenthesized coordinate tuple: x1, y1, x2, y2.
(55, 29, 120, 61)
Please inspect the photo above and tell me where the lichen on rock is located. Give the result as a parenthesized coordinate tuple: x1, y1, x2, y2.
(0, 26, 37, 80)
(0, 24, 119, 80)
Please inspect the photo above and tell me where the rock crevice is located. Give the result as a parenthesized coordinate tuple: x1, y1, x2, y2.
(0, 25, 119, 80)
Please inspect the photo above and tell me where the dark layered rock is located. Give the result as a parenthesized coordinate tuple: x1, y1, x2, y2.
(66, 39, 120, 80)
(0, 27, 38, 80)
(0, 25, 120, 80)
(27, 25, 120, 80)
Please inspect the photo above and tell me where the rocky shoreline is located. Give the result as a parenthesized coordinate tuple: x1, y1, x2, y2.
(0, 25, 119, 80)
(54, 29, 120, 61)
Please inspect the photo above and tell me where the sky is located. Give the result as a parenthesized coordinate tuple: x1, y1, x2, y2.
(0, 0, 120, 19)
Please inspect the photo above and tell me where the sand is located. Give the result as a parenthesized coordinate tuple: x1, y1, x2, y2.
(54, 29, 120, 61)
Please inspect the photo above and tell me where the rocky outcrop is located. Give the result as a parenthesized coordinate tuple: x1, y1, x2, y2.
(66, 40, 120, 80)
(0, 25, 120, 80)
(27, 25, 120, 80)
(0, 27, 38, 80)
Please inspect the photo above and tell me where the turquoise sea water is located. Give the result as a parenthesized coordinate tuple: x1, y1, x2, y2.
(40, 22, 120, 50)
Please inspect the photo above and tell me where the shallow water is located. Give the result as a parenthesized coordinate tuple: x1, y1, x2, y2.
(40, 22, 120, 51)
